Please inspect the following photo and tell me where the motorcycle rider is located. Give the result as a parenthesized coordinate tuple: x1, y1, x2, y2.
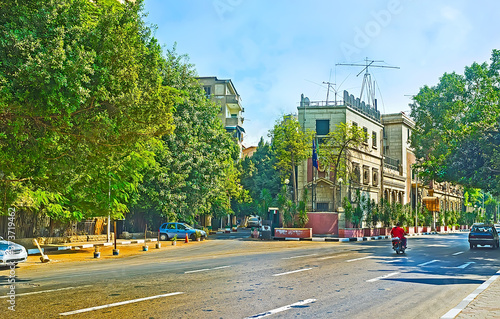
(390, 223, 407, 249)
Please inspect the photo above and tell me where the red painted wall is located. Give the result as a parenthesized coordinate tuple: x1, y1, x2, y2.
(305, 212, 338, 235)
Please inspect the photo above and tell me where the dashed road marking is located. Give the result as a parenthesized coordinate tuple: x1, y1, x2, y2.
(0, 285, 92, 298)
(282, 254, 318, 260)
(346, 256, 373, 262)
(59, 292, 184, 316)
(272, 268, 313, 277)
(366, 272, 400, 282)
(184, 265, 231, 274)
(418, 260, 440, 267)
(245, 299, 316, 318)
(455, 262, 475, 269)
(318, 253, 349, 260)
(452, 251, 464, 256)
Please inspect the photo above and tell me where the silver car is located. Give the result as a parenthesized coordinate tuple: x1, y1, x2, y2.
(0, 237, 27, 266)
(247, 216, 262, 228)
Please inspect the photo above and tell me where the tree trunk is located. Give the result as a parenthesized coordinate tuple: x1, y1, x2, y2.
(292, 156, 298, 205)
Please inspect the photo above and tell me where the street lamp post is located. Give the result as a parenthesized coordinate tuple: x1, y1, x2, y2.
(338, 178, 343, 210)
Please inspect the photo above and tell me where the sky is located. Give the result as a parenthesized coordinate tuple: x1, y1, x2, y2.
(143, 0, 500, 146)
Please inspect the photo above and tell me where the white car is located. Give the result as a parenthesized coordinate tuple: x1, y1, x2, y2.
(247, 216, 262, 228)
(0, 237, 27, 266)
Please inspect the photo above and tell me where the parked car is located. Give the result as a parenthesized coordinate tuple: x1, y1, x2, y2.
(468, 224, 499, 249)
(0, 237, 27, 266)
(158, 222, 207, 241)
(247, 216, 262, 228)
(495, 224, 500, 233)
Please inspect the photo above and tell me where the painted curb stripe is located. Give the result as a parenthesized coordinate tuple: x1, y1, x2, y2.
(441, 270, 500, 319)
(59, 292, 184, 316)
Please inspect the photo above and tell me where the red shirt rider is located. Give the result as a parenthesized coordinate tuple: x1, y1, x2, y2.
(390, 223, 407, 247)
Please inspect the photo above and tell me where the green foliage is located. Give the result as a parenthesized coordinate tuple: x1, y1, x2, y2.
(318, 122, 367, 209)
(0, 0, 174, 218)
(269, 116, 314, 203)
(236, 138, 281, 217)
(343, 190, 366, 228)
(129, 46, 243, 222)
(410, 49, 500, 195)
(378, 198, 392, 228)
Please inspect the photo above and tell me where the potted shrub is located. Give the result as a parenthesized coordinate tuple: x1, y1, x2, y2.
(194, 230, 202, 242)
(171, 234, 178, 246)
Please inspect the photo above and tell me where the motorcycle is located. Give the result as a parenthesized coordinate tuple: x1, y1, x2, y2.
(392, 237, 406, 254)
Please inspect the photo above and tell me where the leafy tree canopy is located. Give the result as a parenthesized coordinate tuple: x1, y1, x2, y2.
(410, 49, 500, 195)
(269, 115, 314, 203)
(0, 0, 174, 218)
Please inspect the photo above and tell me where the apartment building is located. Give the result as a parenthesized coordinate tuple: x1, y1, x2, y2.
(197, 77, 245, 155)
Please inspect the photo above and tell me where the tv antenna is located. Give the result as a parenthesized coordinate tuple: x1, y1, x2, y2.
(336, 58, 399, 108)
(322, 67, 350, 106)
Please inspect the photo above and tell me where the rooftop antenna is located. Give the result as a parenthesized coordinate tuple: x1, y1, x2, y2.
(322, 66, 350, 106)
(336, 58, 399, 108)
(323, 69, 335, 105)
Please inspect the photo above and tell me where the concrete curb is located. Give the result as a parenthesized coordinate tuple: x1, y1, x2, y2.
(28, 238, 159, 255)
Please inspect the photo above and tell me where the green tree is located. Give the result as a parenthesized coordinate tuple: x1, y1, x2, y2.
(0, 0, 174, 218)
(410, 49, 500, 195)
(129, 46, 243, 223)
(236, 138, 281, 217)
(318, 122, 367, 211)
(269, 115, 313, 204)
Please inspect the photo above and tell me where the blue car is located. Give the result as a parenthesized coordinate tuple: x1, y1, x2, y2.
(159, 222, 207, 241)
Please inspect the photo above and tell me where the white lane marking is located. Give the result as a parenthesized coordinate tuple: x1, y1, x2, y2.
(452, 251, 464, 256)
(245, 299, 316, 318)
(366, 272, 400, 282)
(184, 265, 231, 274)
(346, 256, 373, 262)
(282, 253, 318, 260)
(318, 253, 349, 260)
(455, 262, 475, 269)
(0, 285, 92, 298)
(272, 268, 313, 277)
(59, 292, 184, 316)
(441, 269, 500, 319)
(418, 260, 440, 267)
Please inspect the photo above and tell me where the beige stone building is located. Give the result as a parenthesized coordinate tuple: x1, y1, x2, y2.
(297, 91, 464, 226)
(297, 90, 384, 212)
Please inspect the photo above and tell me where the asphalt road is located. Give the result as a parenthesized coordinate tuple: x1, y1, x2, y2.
(2, 232, 500, 318)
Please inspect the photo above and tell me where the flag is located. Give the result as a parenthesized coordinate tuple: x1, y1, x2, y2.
(312, 140, 319, 171)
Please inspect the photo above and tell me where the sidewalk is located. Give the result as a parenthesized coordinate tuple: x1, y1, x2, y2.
(443, 270, 500, 318)
(27, 238, 159, 255)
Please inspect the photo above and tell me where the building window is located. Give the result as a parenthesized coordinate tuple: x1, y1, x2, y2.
(363, 127, 368, 144)
(316, 120, 330, 135)
(363, 166, 369, 185)
(203, 86, 211, 98)
(372, 131, 377, 148)
(317, 203, 329, 211)
(372, 170, 378, 186)
(352, 121, 358, 128)
(353, 164, 360, 183)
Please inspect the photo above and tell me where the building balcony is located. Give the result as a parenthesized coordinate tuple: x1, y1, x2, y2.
(225, 116, 244, 128)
